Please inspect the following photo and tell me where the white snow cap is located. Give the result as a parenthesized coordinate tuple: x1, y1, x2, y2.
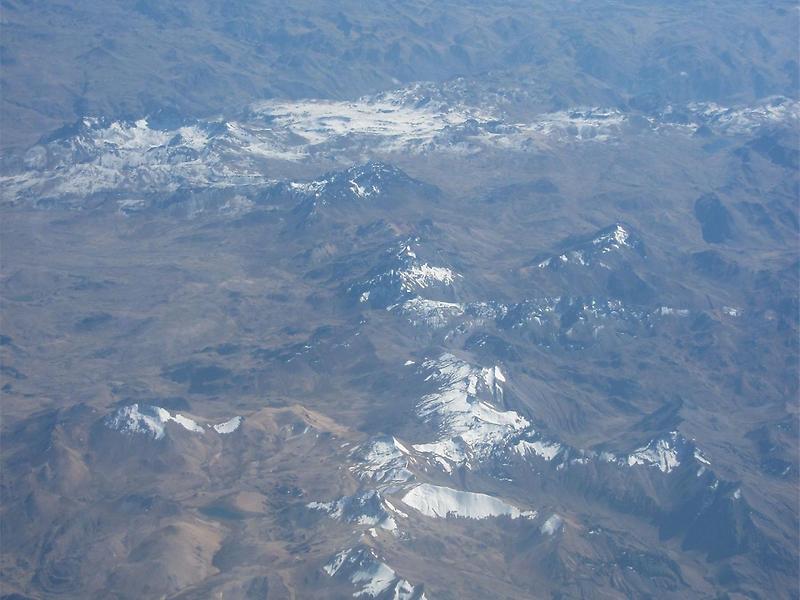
(412, 354, 528, 469)
(308, 490, 400, 533)
(104, 404, 202, 439)
(394, 298, 465, 329)
(401, 483, 534, 520)
(351, 436, 415, 486)
(324, 546, 427, 599)
(515, 439, 563, 462)
(213, 416, 243, 434)
(105, 403, 242, 439)
(626, 431, 682, 473)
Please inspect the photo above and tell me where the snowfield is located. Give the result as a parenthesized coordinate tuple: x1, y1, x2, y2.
(5, 86, 795, 204)
(393, 298, 465, 329)
(540, 514, 564, 536)
(213, 415, 243, 434)
(401, 483, 534, 520)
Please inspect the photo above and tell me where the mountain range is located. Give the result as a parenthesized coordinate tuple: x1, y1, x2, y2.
(1, 1, 798, 599)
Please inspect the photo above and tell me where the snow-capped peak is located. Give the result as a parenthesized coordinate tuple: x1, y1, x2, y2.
(536, 222, 644, 269)
(350, 239, 461, 309)
(308, 489, 401, 533)
(626, 431, 685, 473)
(104, 404, 204, 439)
(391, 239, 460, 293)
(351, 435, 415, 486)
(593, 223, 630, 249)
(294, 162, 412, 209)
(412, 354, 529, 471)
(104, 403, 241, 440)
(514, 438, 564, 462)
(324, 546, 427, 600)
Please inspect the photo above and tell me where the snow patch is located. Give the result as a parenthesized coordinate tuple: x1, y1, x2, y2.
(693, 448, 711, 465)
(686, 97, 800, 135)
(213, 416, 243, 434)
(515, 439, 563, 461)
(657, 306, 690, 317)
(627, 432, 682, 473)
(540, 514, 563, 536)
(394, 298, 465, 328)
(171, 413, 205, 434)
(399, 264, 458, 291)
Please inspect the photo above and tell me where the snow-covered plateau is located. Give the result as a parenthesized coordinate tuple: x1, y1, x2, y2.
(3, 87, 796, 203)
